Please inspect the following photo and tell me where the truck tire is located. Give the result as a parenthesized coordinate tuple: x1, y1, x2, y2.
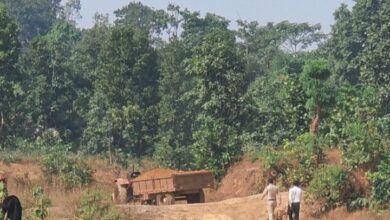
(114, 183, 128, 204)
(187, 190, 205, 203)
(199, 190, 205, 203)
(156, 193, 175, 205)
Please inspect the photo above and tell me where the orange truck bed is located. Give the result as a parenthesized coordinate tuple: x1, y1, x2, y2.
(132, 170, 214, 196)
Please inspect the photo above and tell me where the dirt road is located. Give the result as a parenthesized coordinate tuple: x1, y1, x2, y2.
(119, 192, 296, 220)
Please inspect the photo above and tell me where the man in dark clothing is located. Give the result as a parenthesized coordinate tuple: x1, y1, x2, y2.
(2, 195, 22, 220)
(288, 180, 302, 220)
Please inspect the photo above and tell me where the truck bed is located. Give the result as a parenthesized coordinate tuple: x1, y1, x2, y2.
(132, 170, 213, 196)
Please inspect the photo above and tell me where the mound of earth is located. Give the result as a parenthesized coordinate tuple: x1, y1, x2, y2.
(209, 159, 265, 201)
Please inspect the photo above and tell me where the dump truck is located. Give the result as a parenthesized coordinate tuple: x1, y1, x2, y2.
(113, 169, 214, 205)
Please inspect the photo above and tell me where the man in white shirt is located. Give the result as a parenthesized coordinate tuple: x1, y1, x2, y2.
(288, 180, 302, 220)
(261, 177, 281, 220)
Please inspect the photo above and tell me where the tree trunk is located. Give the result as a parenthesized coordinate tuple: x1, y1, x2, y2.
(309, 106, 321, 135)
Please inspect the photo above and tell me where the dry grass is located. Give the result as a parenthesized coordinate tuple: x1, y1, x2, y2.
(1, 156, 129, 219)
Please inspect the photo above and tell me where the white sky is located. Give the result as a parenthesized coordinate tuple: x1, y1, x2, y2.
(78, 0, 355, 33)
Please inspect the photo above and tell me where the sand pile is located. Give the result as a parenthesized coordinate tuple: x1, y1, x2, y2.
(135, 168, 180, 181)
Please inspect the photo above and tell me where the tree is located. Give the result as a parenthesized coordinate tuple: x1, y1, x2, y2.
(0, 2, 21, 144)
(154, 38, 195, 170)
(326, 0, 390, 127)
(61, 0, 81, 24)
(246, 59, 308, 145)
(21, 21, 81, 141)
(186, 28, 247, 177)
(114, 2, 168, 37)
(300, 59, 333, 134)
(277, 21, 326, 55)
(69, 13, 111, 138)
(4, 0, 61, 45)
(82, 25, 159, 158)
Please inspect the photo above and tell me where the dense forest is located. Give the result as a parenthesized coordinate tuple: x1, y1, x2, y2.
(0, 0, 389, 211)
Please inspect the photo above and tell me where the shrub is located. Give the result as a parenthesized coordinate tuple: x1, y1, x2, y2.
(78, 191, 121, 220)
(0, 150, 21, 164)
(340, 121, 384, 169)
(307, 165, 348, 210)
(369, 153, 390, 209)
(41, 152, 93, 189)
(32, 186, 51, 220)
(0, 182, 7, 219)
(259, 133, 325, 187)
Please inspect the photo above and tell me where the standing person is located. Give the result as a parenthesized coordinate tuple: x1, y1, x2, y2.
(261, 177, 281, 220)
(288, 180, 302, 220)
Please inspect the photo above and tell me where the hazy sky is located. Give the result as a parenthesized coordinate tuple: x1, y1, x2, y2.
(78, 0, 355, 33)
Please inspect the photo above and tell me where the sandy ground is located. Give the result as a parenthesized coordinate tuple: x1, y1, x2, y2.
(119, 192, 296, 220)
(118, 192, 389, 220)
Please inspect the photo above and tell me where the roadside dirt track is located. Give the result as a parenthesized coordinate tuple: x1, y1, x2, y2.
(119, 192, 295, 220)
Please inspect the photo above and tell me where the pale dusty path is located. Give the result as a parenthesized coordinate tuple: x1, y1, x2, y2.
(119, 192, 302, 220)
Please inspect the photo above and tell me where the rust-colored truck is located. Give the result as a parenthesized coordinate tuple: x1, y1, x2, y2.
(113, 169, 214, 205)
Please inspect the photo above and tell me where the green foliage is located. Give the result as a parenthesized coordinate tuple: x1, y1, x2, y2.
(5, 0, 61, 44)
(301, 59, 334, 119)
(185, 27, 248, 178)
(0, 150, 21, 164)
(369, 153, 390, 209)
(82, 24, 159, 157)
(0, 182, 7, 219)
(41, 151, 93, 189)
(283, 133, 324, 185)
(154, 39, 195, 170)
(307, 165, 348, 210)
(31, 186, 51, 220)
(0, 181, 7, 202)
(0, 2, 21, 144)
(78, 191, 120, 220)
(327, 0, 390, 115)
(114, 1, 168, 36)
(21, 20, 82, 142)
(246, 69, 307, 146)
(347, 196, 369, 211)
(340, 120, 384, 169)
(258, 133, 324, 187)
(191, 116, 241, 179)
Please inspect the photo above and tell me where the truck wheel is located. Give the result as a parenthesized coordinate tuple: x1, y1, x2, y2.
(187, 190, 205, 203)
(156, 193, 175, 205)
(114, 183, 128, 204)
(186, 194, 198, 203)
(199, 190, 205, 203)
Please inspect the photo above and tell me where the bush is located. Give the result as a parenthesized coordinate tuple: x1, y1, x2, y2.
(340, 121, 384, 169)
(0, 182, 7, 219)
(369, 153, 390, 209)
(32, 186, 51, 220)
(307, 165, 348, 210)
(283, 133, 325, 184)
(41, 152, 93, 189)
(259, 133, 325, 187)
(78, 191, 121, 220)
(0, 150, 21, 164)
